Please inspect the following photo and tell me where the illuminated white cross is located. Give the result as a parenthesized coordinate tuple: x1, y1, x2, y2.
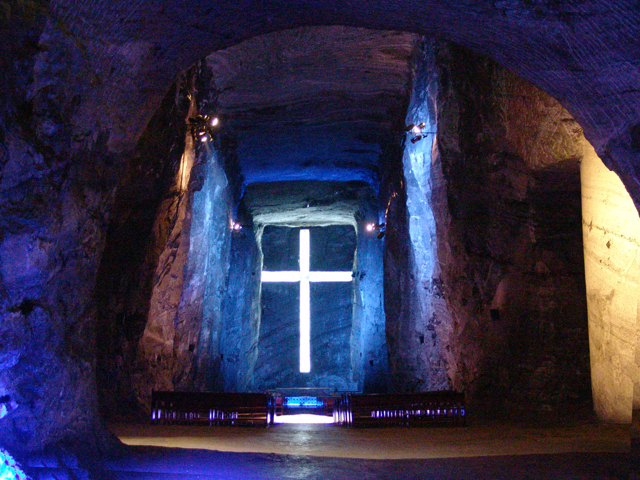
(261, 229, 353, 373)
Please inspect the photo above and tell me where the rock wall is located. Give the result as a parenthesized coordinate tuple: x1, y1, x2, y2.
(0, 15, 121, 451)
(220, 228, 262, 392)
(95, 74, 192, 419)
(171, 142, 234, 392)
(95, 62, 236, 414)
(436, 43, 592, 414)
(389, 42, 593, 415)
(353, 219, 388, 393)
(389, 40, 451, 394)
(581, 142, 640, 423)
(381, 132, 417, 392)
(133, 128, 234, 408)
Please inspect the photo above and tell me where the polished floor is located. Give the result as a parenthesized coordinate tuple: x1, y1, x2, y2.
(21, 418, 637, 479)
(111, 417, 629, 460)
(95, 418, 635, 479)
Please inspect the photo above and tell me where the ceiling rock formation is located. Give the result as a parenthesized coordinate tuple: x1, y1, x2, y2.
(243, 181, 377, 227)
(206, 27, 418, 190)
(8, 0, 636, 206)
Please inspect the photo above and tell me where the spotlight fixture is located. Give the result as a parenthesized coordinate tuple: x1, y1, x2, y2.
(365, 222, 386, 239)
(405, 122, 435, 143)
(188, 114, 221, 143)
(407, 122, 425, 134)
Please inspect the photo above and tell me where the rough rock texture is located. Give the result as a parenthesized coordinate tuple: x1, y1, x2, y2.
(380, 122, 416, 393)
(133, 131, 234, 408)
(353, 221, 388, 393)
(219, 229, 262, 392)
(385, 40, 451, 394)
(243, 181, 379, 228)
(95, 62, 237, 417)
(581, 142, 640, 423)
(20, 1, 639, 206)
(0, 10, 121, 451)
(94, 73, 192, 419)
(205, 27, 419, 189)
(2, 0, 640, 451)
(430, 43, 591, 414)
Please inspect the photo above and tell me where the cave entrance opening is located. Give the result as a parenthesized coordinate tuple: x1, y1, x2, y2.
(255, 225, 357, 391)
(261, 229, 353, 373)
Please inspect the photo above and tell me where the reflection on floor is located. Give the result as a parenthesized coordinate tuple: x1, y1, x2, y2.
(21, 422, 637, 479)
(111, 421, 629, 460)
(274, 414, 334, 424)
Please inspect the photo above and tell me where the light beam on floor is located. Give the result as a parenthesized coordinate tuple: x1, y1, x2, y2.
(275, 414, 335, 424)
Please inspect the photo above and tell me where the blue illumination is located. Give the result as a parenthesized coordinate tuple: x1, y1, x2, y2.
(0, 448, 27, 480)
(0, 396, 17, 421)
(284, 396, 323, 408)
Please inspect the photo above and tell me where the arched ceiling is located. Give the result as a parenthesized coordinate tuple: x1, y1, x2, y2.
(16, 0, 640, 206)
(48, 0, 639, 145)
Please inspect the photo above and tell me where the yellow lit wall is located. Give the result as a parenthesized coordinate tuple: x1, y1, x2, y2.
(581, 140, 640, 423)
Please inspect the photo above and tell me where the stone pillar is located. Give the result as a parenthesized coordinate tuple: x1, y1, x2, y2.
(355, 219, 388, 393)
(134, 124, 234, 402)
(220, 228, 262, 392)
(385, 38, 450, 393)
(581, 140, 640, 424)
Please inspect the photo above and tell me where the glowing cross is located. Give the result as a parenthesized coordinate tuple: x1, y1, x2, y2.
(261, 229, 353, 373)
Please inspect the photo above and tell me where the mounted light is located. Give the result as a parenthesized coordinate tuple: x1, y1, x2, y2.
(188, 114, 221, 142)
(405, 122, 434, 143)
(406, 122, 425, 132)
(365, 222, 386, 238)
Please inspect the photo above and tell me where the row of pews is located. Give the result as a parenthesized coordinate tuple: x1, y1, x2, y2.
(151, 390, 465, 427)
(151, 391, 277, 426)
(333, 391, 466, 427)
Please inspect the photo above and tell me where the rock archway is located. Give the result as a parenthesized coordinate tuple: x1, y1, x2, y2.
(1, 1, 639, 451)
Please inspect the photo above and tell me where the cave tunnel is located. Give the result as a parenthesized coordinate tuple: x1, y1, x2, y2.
(1, 1, 640, 477)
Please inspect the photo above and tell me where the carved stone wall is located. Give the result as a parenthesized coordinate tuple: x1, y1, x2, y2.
(387, 42, 592, 414)
(581, 141, 640, 423)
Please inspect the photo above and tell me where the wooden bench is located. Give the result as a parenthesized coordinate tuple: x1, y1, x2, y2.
(151, 391, 276, 426)
(334, 391, 465, 427)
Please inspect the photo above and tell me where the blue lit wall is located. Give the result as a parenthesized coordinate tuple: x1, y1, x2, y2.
(402, 41, 451, 390)
(384, 40, 451, 393)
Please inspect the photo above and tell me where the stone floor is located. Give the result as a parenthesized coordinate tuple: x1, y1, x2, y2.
(111, 419, 629, 459)
(21, 419, 639, 479)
